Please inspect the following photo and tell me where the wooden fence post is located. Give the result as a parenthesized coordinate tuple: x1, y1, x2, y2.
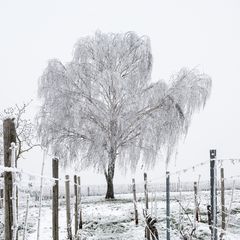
(77, 176, 83, 230)
(194, 181, 199, 228)
(65, 175, 72, 240)
(144, 173, 148, 210)
(210, 149, 217, 240)
(74, 175, 78, 235)
(52, 158, 59, 240)
(220, 168, 225, 240)
(132, 178, 138, 225)
(10, 143, 17, 240)
(166, 171, 170, 240)
(3, 118, 16, 240)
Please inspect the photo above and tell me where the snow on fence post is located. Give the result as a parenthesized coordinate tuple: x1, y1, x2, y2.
(220, 167, 225, 240)
(52, 158, 59, 240)
(3, 118, 16, 240)
(74, 175, 78, 235)
(144, 173, 149, 210)
(10, 142, 18, 240)
(166, 171, 170, 240)
(65, 175, 72, 240)
(132, 178, 138, 225)
(37, 151, 46, 240)
(194, 181, 199, 229)
(210, 149, 217, 240)
(77, 176, 83, 230)
(22, 194, 29, 240)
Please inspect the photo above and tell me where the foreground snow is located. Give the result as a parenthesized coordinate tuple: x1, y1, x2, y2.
(1, 191, 240, 239)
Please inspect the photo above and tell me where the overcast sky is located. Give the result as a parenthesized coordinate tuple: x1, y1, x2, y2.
(0, 0, 240, 185)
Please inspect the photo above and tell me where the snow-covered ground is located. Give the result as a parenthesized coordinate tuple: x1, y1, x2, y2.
(0, 190, 240, 239)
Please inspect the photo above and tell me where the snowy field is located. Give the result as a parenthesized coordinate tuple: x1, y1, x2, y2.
(1, 190, 240, 239)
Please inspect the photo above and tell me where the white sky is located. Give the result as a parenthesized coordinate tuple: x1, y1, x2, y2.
(0, 0, 240, 186)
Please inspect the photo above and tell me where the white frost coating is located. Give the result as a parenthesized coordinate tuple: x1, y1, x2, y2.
(22, 194, 29, 240)
(36, 151, 46, 240)
(37, 31, 211, 186)
(10, 142, 18, 240)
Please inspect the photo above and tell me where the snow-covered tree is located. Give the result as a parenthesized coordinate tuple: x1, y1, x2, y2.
(37, 31, 211, 198)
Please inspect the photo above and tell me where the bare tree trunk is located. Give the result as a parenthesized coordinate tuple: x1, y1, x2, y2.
(105, 149, 116, 199)
(105, 175, 114, 199)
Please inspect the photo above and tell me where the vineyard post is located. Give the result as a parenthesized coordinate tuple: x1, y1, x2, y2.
(77, 176, 83, 229)
(144, 173, 148, 210)
(74, 175, 78, 235)
(220, 167, 225, 240)
(166, 171, 170, 240)
(52, 158, 59, 240)
(210, 149, 217, 240)
(194, 181, 199, 228)
(65, 175, 72, 240)
(3, 118, 16, 240)
(132, 178, 138, 225)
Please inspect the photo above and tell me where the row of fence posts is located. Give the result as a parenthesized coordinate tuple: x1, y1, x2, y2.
(47, 158, 83, 240)
(132, 149, 226, 240)
(2, 118, 83, 240)
(0, 119, 231, 240)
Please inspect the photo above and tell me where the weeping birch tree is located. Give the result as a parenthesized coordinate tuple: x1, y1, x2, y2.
(37, 31, 211, 199)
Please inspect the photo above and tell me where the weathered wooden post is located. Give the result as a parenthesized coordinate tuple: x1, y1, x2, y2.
(210, 149, 217, 240)
(194, 181, 199, 223)
(65, 175, 72, 240)
(77, 176, 83, 230)
(74, 175, 78, 235)
(144, 173, 149, 210)
(3, 118, 16, 240)
(52, 158, 59, 240)
(132, 178, 138, 225)
(166, 171, 170, 240)
(10, 142, 18, 240)
(220, 168, 225, 240)
(87, 186, 90, 196)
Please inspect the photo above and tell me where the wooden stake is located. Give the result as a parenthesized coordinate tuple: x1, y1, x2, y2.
(220, 168, 225, 240)
(210, 149, 217, 240)
(132, 178, 138, 225)
(74, 175, 78, 235)
(144, 173, 148, 210)
(77, 176, 83, 230)
(3, 118, 16, 240)
(65, 175, 72, 240)
(11, 143, 17, 240)
(37, 151, 46, 240)
(166, 171, 170, 240)
(194, 181, 199, 228)
(52, 158, 59, 240)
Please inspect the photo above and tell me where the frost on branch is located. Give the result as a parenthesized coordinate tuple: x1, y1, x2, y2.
(37, 31, 211, 175)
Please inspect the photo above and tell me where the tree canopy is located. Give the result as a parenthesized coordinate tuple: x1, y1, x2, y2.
(37, 31, 211, 197)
